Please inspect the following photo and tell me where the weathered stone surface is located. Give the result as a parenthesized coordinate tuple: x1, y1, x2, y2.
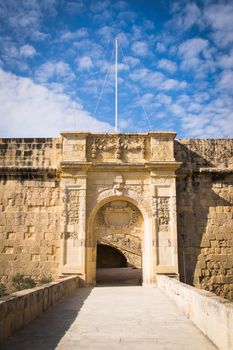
(175, 139, 233, 300)
(0, 275, 80, 344)
(157, 275, 233, 350)
(0, 133, 232, 301)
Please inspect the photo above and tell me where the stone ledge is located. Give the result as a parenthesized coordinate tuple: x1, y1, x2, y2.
(156, 275, 233, 350)
(177, 166, 233, 175)
(0, 275, 80, 344)
(0, 166, 58, 173)
(199, 167, 233, 173)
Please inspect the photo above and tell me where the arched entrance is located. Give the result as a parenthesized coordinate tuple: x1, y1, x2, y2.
(93, 199, 143, 286)
(96, 244, 127, 268)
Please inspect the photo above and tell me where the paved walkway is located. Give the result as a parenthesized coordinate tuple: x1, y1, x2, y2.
(1, 285, 217, 350)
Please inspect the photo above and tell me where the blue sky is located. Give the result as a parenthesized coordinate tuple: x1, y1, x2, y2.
(0, 0, 233, 138)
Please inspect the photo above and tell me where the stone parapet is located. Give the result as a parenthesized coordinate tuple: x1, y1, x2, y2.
(61, 131, 177, 164)
(157, 275, 233, 350)
(0, 138, 62, 168)
(0, 275, 80, 344)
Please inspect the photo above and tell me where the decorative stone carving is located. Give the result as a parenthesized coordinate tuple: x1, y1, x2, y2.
(152, 197, 158, 218)
(90, 135, 118, 159)
(88, 134, 146, 161)
(96, 200, 142, 230)
(73, 144, 85, 152)
(96, 187, 148, 213)
(157, 197, 170, 231)
(113, 175, 124, 194)
(104, 206, 133, 228)
(99, 234, 141, 256)
(67, 189, 79, 225)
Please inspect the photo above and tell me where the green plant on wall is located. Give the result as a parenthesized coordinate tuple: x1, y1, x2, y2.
(0, 283, 7, 297)
(39, 275, 52, 284)
(12, 273, 36, 291)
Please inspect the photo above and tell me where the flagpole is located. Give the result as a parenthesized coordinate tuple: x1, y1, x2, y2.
(115, 37, 118, 133)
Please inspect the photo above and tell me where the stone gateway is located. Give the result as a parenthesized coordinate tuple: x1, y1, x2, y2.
(0, 132, 232, 300)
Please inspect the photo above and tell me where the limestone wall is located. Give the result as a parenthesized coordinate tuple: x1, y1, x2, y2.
(0, 137, 62, 168)
(0, 275, 80, 344)
(175, 139, 233, 300)
(0, 138, 62, 287)
(157, 275, 233, 350)
(0, 135, 232, 300)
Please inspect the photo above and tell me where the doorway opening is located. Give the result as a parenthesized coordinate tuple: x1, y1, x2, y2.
(96, 243, 142, 286)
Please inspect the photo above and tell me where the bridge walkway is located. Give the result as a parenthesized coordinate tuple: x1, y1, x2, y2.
(1, 283, 217, 349)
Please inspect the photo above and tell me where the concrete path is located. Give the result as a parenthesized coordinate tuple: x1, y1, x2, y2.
(1, 286, 217, 350)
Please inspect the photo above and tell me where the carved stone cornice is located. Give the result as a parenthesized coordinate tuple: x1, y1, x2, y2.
(87, 134, 147, 161)
(145, 161, 182, 171)
(60, 161, 92, 171)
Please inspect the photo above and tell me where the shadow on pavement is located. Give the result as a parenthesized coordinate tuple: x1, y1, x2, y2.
(0, 287, 93, 350)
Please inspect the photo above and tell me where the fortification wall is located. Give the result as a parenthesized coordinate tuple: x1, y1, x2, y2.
(0, 137, 62, 168)
(175, 139, 233, 300)
(0, 138, 62, 288)
(0, 136, 232, 300)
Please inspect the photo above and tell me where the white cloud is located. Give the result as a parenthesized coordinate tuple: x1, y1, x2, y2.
(169, 2, 201, 31)
(177, 94, 233, 138)
(217, 70, 233, 92)
(161, 79, 187, 91)
(129, 68, 186, 91)
(129, 68, 148, 81)
(0, 68, 113, 137)
(131, 41, 149, 57)
(169, 103, 185, 117)
(0, 0, 57, 40)
(113, 1, 128, 11)
(119, 116, 133, 130)
(19, 44, 36, 58)
(90, 0, 110, 13)
(123, 56, 140, 67)
(141, 93, 154, 104)
(187, 102, 202, 113)
(72, 39, 104, 60)
(155, 42, 166, 53)
(204, 3, 233, 33)
(117, 11, 137, 23)
(117, 32, 129, 47)
(60, 28, 88, 41)
(96, 26, 114, 42)
(31, 30, 49, 41)
(65, 1, 86, 15)
(178, 38, 209, 59)
(35, 61, 75, 83)
(217, 50, 233, 69)
(156, 93, 172, 105)
(2, 41, 18, 58)
(178, 38, 215, 76)
(157, 59, 177, 73)
(77, 56, 93, 70)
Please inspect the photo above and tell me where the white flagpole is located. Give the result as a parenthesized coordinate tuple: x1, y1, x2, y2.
(115, 37, 118, 133)
(73, 101, 76, 130)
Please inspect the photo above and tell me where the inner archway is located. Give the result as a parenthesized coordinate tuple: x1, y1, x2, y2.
(96, 244, 127, 268)
(94, 199, 143, 286)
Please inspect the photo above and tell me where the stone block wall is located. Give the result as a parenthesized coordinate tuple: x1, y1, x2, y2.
(0, 137, 62, 168)
(0, 135, 232, 300)
(0, 138, 62, 288)
(175, 139, 233, 300)
(0, 275, 80, 344)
